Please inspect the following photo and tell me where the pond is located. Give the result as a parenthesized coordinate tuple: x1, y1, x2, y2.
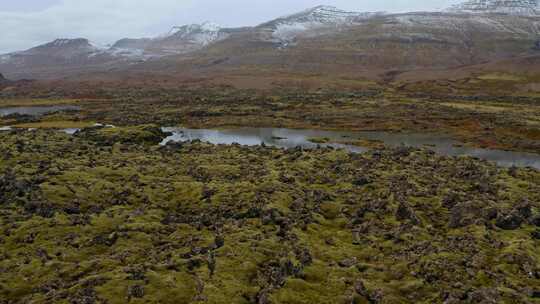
(161, 127, 540, 169)
(0, 105, 81, 117)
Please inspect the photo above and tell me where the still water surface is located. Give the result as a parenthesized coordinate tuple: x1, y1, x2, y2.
(0, 106, 80, 117)
(162, 127, 540, 169)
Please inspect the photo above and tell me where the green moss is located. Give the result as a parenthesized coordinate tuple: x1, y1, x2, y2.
(0, 129, 539, 303)
(76, 124, 168, 145)
(307, 137, 331, 144)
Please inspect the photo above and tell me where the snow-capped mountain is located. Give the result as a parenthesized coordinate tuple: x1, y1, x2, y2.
(1, 3, 540, 80)
(107, 22, 228, 58)
(150, 22, 228, 54)
(267, 5, 372, 25)
(0, 38, 115, 69)
(24, 38, 101, 57)
(258, 5, 382, 46)
(167, 22, 222, 44)
(0, 23, 230, 78)
(449, 0, 539, 16)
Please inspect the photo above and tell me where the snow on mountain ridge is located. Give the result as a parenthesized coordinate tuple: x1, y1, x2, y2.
(38, 38, 96, 49)
(2, 3, 540, 70)
(101, 22, 228, 60)
(267, 5, 382, 27)
(392, 11, 540, 37)
(449, 0, 539, 16)
(276, 5, 366, 24)
(166, 22, 226, 47)
(265, 5, 383, 47)
(167, 22, 221, 38)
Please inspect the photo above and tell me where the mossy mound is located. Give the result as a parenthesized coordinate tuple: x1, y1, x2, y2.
(76, 124, 169, 145)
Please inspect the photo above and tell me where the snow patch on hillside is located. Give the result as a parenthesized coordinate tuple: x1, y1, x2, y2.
(166, 22, 225, 46)
(273, 22, 311, 43)
(0, 54, 11, 64)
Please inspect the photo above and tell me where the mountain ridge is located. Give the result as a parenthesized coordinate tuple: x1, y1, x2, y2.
(449, 0, 539, 15)
(1, 2, 540, 83)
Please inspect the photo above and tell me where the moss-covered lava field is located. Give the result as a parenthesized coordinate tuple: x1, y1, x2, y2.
(0, 128, 539, 303)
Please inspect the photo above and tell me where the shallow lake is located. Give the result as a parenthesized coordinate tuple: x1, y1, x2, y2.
(162, 127, 540, 169)
(0, 105, 81, 117)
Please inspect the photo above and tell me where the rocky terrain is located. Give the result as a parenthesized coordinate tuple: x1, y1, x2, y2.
(0, 128, 539, 303)
(1, 2, 540, 303)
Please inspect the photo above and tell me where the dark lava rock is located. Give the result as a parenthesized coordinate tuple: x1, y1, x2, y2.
(352, 176, 371, 186)
(127, 284, 145, 299)
(531, 215, 540, 227)
(468, 288, 500, 303)
(213, 235, 225, 249)
(92, 232, 119, 247)
(392, 147, 413, 158)
(395, 201, 420, 225)
(24, 201, 56, 218)
(296, 248, 313, 266)
(0, 172, 33, 202)
(338, 257, 358, 268)
(482, 207, 498, 221)
(187, 258, 204, 271)
(353, 280, 383, 303)
(69, 287, 98, 304)
(448, 201, 494, 228)
(234, 206, 262, 219)
(126, 266, 147, 281)
(495, 212, 524, 230)
(442, 191, 461, 209)
(516, 201, 532, 219)
(354, 280, 369, 296)
(160, 141, 184, 150)
(76, 124, 169, 146)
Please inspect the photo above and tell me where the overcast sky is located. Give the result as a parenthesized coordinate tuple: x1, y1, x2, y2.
(0, 0, 462, 53)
